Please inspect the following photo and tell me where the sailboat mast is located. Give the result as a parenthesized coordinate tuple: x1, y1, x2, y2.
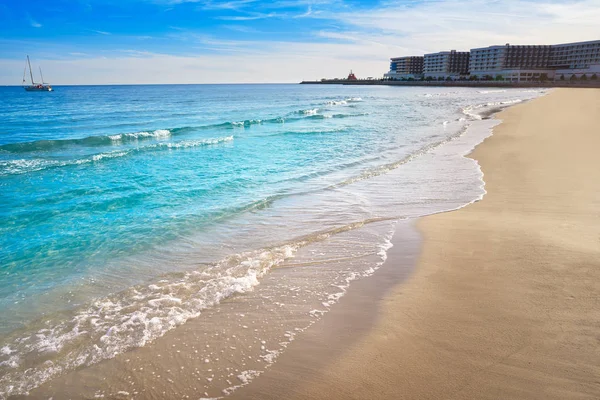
(23, 67, 27, 85)
(39, 66, 45, 84)
(27, 56, 34, 85)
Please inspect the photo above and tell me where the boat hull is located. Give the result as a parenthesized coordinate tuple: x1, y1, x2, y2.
(24, 86, 52, 92)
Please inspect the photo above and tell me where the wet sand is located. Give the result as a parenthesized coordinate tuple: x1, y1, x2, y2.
(19, 220, 413, 400)
(230, 88, 600, 399)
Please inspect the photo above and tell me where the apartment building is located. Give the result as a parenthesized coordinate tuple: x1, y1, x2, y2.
(384, 56, 424, 79)
(469, 44, 554, 81)
(424, 50, 470, 79)
(550, 40, 600, 80)
(382, 39, 600, 82)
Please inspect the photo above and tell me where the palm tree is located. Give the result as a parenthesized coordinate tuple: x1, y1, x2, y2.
(591, 74, 598, 80)
(580, 74, 588, 81)
(570, 75, 578, 81)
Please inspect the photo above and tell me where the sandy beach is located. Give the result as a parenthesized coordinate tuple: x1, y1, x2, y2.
(231, 88, 600, 399)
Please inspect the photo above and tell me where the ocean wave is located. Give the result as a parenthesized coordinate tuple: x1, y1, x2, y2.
(306, 113, 368, 120)
(462, 98, 523, 120)
(0, 129, 174, 154)
(0, 136, 234, 177)
(108, 129, 171, 142)
(421, 91, 461, 98)
(298, 108, 319, 116)
(0, 217, 392, 399)
(323, 97, 362, 106)
(331, 125, 470, 188)
(0, 244, 298, 399)
(230, 119, 263, 127)
(1, 99, 367, 155)
(153, 137, 233, 149)
(477, 89, 507, 94)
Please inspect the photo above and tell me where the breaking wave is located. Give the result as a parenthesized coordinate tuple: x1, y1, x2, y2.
(0, 136, 234, 176)
(0, 129, 174, 154)
(0, 218, 392, 399)
(462, 98, 524, 120)
(0, 98, 369, 155)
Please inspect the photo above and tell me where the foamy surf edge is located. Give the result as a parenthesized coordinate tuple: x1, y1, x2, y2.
(0, 217, 399, 399)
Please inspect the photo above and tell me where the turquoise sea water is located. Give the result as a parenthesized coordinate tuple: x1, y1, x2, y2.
(0, 84, 544, 397)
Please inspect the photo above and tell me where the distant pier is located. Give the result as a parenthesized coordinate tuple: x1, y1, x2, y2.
(300, 79, 600, 88)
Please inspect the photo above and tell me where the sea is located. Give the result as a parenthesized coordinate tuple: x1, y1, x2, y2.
(0, 84, 545, 398)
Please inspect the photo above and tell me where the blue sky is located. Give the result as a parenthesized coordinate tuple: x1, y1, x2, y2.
(1, 0, 599, 84)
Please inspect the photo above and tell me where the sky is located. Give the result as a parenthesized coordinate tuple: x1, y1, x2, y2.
(1, 0, 599, 84)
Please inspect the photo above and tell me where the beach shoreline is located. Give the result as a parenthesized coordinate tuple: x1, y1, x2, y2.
(229, 88, 600, 399)
(5, 87, 557, 400)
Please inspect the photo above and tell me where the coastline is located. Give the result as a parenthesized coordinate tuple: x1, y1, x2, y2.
(300, 80, 600, 89)
(229, 88, 600, 399)
(2, 86, 560, 398)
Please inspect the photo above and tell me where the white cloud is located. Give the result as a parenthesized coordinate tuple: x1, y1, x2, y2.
(294, 5, 312, 18)
(198, 0, 258, 10)
(215, 11, 279, 20)
(221, 24, 262, 33)
(326, 0, 600, 52)
(27, 13, 42, 28)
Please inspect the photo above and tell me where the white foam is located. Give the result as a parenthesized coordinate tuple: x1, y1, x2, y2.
(155, 136, 233, 149)
(91, 150, 129, 162)
(300, 108, 318, 116)
(0, 159, 59, 176)
(0, 243, 298, 399)
(126, 129, 171, 140)
(231, 120, 261, 127)
(463, 98, 525, 121)
(109, 129, 171, 142)
(0, 136, 233, 177)
(325, 100, 347, 106)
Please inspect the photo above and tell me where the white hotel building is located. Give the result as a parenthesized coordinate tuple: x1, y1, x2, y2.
(423, 50, 470, 79)
(468, 44, 554, 82)
(468, 40, 600, 81)
(550, 40, 600, 80)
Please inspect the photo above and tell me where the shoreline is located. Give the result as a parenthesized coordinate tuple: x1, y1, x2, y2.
(300, 80, 600, 89)
(5, 88, 549, 399)
(228, 88, 600, 399)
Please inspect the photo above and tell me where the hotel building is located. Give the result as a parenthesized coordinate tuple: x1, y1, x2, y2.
(382, 39, 600, 82)
(468, 44, 554, 82)
(467, 40, 600, 81)
(423, 50, 470, 79)
(550, 40, 600, 80)
(384, 56, 424, 79)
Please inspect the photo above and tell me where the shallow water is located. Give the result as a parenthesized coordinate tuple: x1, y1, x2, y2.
(0, 84, 545, 397)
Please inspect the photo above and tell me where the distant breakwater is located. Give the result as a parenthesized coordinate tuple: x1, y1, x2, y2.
(300, 80, 600, 88)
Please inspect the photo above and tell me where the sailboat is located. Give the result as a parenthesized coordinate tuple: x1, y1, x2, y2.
(23, 56, 53, 92)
